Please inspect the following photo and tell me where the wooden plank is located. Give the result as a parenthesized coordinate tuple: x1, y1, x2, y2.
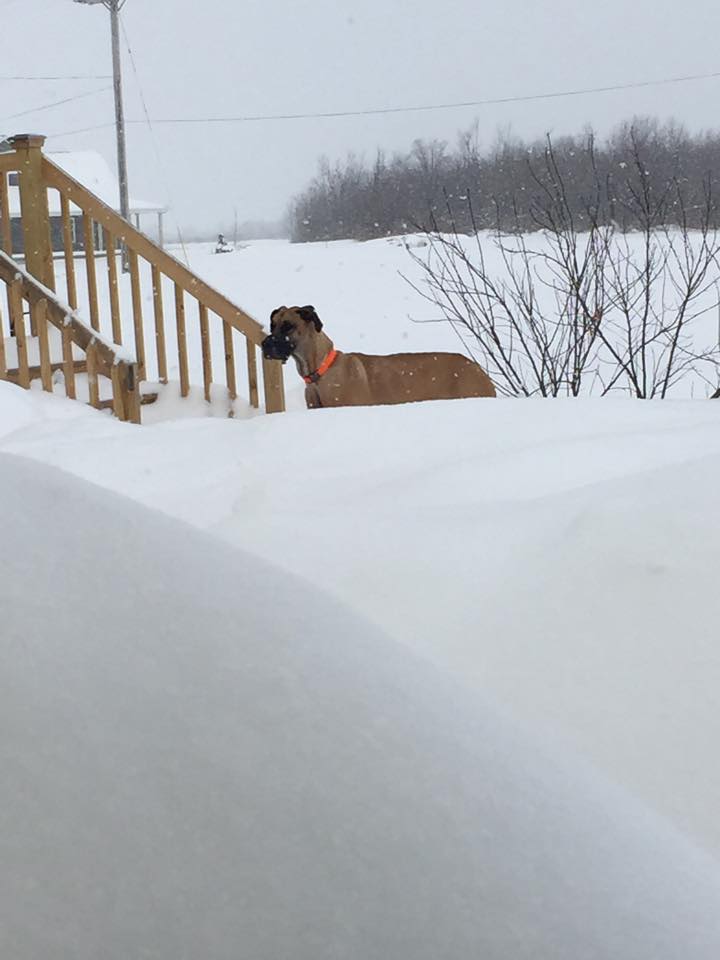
(129, 249, 146, 378)
(104, 227, 122, 344)
(35, 298, 53, 392)
(246, 339, 259, 408)
(199, 302, 212, 402)
(223, 320, 237, 401)
(111, 361, 125, 419)
(0, 251, 117, 375)
(83, 212, 100, 331)
(262, 356, 286, 414)
(62, 323, 77, 399)
(120, 360, 141, 424)
(86, 341, 100, 408)
(0, 300, 6, 379)
(43, 159, 266, 345)
(12, 283, 30, 389)
(7, 275, 22, 340)
(97, 390, 157, 412)
(4, 359, 86, 386)
(0, 154, 20, 175)
(151, 264, 167, 383)
(14, 135, 55, 293)
(113, 360, 142, 424)
(174, 283, 189, 397)
(0, 171, 12, 254)
(60, 193, 78, 310)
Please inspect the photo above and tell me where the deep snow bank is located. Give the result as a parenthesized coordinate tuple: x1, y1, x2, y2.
(3, 385, 720, 859)
(3, 451, 720, 958)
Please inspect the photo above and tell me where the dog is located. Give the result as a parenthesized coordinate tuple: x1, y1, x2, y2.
(261, 305, 496, 409)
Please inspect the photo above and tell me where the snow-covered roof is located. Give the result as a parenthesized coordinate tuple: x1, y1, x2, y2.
(6, 149, 166, 217)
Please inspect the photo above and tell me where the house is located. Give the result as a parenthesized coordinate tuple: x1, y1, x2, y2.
(2, 147, 167, 254)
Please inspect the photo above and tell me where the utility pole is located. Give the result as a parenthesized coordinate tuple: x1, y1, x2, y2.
(74, 0, 130, 271)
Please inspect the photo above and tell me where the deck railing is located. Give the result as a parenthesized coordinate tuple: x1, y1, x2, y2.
(0, 134, 285, 420)
(0, 249, 141, 421)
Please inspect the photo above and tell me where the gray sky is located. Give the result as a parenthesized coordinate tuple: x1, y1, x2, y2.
(2, 0, 719, 237)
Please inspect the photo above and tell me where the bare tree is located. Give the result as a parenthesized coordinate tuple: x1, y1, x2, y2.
(406, 134, 720, 398)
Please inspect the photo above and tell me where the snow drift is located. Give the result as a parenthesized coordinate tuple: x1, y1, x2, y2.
(2, 451, 720, 959)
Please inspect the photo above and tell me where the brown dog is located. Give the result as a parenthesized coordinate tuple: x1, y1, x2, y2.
(261, 305, 496, 408)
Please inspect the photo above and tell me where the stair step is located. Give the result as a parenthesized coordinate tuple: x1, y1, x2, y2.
(3, 360, 87, 384)
(96, 392, 158, 412)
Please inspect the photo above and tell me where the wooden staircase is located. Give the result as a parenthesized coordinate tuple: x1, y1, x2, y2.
(0, 134, 285, 422)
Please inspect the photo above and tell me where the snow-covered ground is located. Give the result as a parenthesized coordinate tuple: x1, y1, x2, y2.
(2, 236, 720, 957)
(39, 235, 720, 415)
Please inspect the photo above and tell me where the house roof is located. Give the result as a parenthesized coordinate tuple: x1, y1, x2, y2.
(7, 150, 166, 217)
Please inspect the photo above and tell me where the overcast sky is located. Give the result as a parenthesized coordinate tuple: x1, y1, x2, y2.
(2, 0, 719, 237)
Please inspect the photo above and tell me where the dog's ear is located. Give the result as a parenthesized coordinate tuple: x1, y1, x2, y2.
(270, 306, 286, 324)
(298, 305, 322, 332)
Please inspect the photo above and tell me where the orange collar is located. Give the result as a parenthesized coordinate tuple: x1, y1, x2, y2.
(303, 349, 339, 384)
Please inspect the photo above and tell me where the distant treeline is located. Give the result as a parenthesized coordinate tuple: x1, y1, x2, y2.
(288, 118, 720, 242)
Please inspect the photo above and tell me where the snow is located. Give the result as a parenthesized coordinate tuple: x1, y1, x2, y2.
(3, 450, 720, 959)
(2, 234, 720, 955)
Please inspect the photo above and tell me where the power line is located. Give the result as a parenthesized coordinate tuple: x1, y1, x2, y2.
(0, 86, 112, 123)
(48, 121, 116, 137)
(119, 12, 190, 265)
(46, 67, 720, 138)
(0, 74, 112, 80)
(128, 68, 720, 124)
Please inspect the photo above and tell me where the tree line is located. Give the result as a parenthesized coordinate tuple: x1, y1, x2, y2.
(288, 117, 720, 242)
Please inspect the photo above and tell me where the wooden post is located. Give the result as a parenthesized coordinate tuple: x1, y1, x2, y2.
(0, 301, 6, 379)
(61, 321, 76, 400)
(35, 298, 53, 392)
(124, 360, 142, 424)
(111, 359, 141, 424)
(12, 284, 30, 388)
(86, 341, 100, 408)
(83, 212, 100, 331)
(262, 356, 285, 414)
(223, 321, 237, 401)
(0, 171, 12, 254)
(246, 340, 259, 408)
(199, 303, 212, 403)
(174, 283, 189, 397)
(104, 227, 122, 344)
(129, 249, 146, 379)
(11, 135, 55, 294)
(151, 264, 168, 383)
(60, 194, 78, 310)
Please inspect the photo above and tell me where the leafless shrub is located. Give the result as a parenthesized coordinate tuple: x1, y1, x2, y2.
(405, 135, 720, 398)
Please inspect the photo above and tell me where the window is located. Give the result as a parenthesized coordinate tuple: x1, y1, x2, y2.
(8, 173, 19, 187)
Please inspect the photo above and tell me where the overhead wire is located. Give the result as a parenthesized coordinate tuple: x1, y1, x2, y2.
(44, 67, 720, 135)
(0, 74, 111, 81)
(0, 86, 112, 124)
(118, 12, 190, 264)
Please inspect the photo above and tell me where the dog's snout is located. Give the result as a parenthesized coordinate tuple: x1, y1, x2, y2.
(262, 333, 293, 363)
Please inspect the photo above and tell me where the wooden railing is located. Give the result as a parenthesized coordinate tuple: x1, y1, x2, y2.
(0, 134, 285, 420)
(0, 249, 141, 421)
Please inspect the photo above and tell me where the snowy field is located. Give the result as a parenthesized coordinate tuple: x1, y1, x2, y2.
(42, 234, 720, 414)
(2, 236, 720, 957)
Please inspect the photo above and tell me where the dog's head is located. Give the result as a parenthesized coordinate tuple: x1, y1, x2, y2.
(261, 305, 323, 362)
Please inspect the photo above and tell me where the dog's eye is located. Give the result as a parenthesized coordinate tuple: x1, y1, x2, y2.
(280, 322, 294, 338)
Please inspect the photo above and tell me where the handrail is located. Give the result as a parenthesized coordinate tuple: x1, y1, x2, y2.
(1, 133, 285, 417)
(0, 250, 140, 421)
(42, 159, 266, 346)
(0, 250, 130, 369)
(0, 154, 20, 175)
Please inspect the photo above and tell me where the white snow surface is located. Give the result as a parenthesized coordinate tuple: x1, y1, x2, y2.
(3, 449, 720, 960)
(2, 236, 720, 956)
